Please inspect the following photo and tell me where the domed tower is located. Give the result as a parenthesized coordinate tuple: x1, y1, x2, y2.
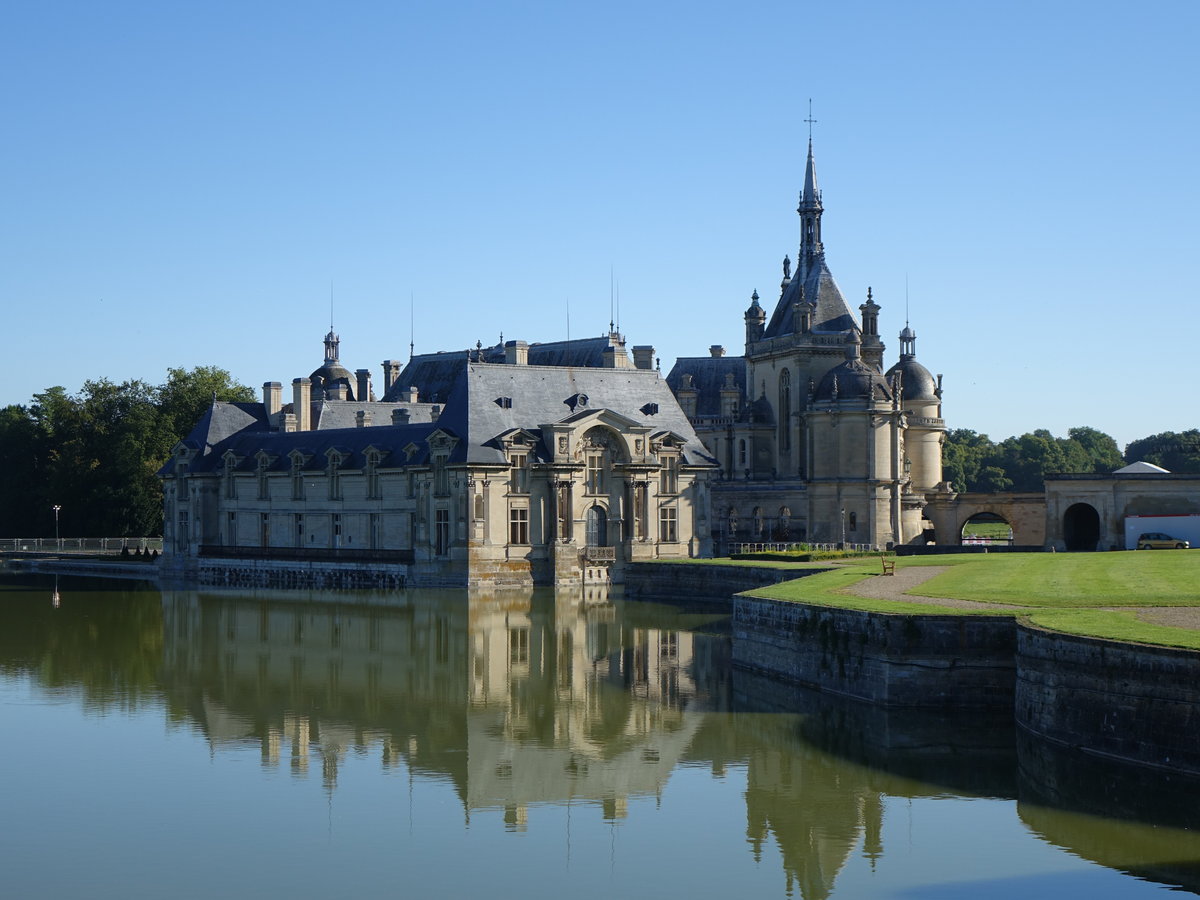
(885, 324, 944, 494)
(309, 328, 356, 400)
(885, 324, 945, 544)
(805, 331, 904, 546)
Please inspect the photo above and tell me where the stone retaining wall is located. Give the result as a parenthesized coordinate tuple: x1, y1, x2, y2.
(733, 594, 1016, 708)
(1016, 622, 1200, 776)
(184, 557, 408, 590)
(624, 562, 823, 604)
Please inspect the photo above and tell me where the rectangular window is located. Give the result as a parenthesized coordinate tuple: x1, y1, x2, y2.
(509, 452, 528, 494)
(365, 458, 380, 500)
(332, 513, 342, 548)
(328, 459, 341, 500)
(226, 511, 237, 545)
(292, 464, 304, 501)
(659, 506, 678, 543)
(659, 455, 678, 495)
(225, 462, 237, 499)
(260, 513, 269, 548)
(295, 513, 304, 548)
(257, 463, 269, 500)
(370, 513, 381, 550)
(435, 508, 450, 556)
(586, 453, 604, 494)
(509, 506, 529, 545)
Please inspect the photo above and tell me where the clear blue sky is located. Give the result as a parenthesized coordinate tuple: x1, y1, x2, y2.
(3, 0, 1196, 451)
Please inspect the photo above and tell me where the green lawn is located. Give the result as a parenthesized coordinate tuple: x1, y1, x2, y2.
(730, 550, 1200, 649)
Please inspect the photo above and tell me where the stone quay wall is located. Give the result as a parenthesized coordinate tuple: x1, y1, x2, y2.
(623, 562, 823, 603)
(733, 594, 1016, 709)
(1016, 622, 1200, 776)
(178, 557, 409, 590)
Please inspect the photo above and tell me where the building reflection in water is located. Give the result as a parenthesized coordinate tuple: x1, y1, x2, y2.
(158, 586, 732, 817)
(7, 573, 1200, 899)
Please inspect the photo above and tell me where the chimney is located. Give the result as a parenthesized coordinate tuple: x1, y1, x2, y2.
(263, 382, 282, 419)
(292, 378, 311, 431)
(602, 345, 632, 368)
(283, 412, 297, 433)
(709, 345, 726, 358)
(356, 369, 371, 402)
(430, 404, 441, 422)
(329, 382, 348, 401)
(356, 410, 373, 428)
(505, 340, 529, 365)
(382, 360, 401, 393)
(402, 386, 418, 403)
(392, 407, 410, 426)
(632, 346, 655, 370)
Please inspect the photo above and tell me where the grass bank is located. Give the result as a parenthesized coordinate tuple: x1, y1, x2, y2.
(729, 550, 1200, 649)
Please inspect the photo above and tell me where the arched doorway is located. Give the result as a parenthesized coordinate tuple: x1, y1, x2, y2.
(586, 505, 608, 547)
(960, 512, 1013, 546)
(1063, 503, 1101, 551)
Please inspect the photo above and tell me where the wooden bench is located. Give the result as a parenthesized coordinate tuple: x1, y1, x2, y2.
(880, 553, 896, 576)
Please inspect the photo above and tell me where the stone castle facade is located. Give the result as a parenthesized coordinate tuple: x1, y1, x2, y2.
(160, 331, 716, 588)
(667, 139, 946, 548)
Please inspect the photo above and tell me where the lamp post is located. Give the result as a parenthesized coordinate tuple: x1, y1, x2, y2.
(52, 505, 61, 549)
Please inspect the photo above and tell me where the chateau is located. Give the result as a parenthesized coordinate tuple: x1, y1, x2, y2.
(161, 138, 948, 585)
(160, 331, 717, 588)
(667, 139, 945, 548)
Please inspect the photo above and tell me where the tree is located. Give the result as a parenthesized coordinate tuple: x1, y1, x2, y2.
(1124, 430, 1200, 474)
(0, 366, 255, 538)
(157, 366, 256, 439)
(1068, 426, 1124, 473)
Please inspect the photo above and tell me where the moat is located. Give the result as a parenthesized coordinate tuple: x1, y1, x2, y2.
(3, 572, 1199, 899)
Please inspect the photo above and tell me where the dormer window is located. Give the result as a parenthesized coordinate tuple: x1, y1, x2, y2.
(659, 454, 679, 495)
(433, 454, 450, 497)
(327, 451, 344, 500)
(291, 454, 305, 500)
(224, 455, 238, 499)
(509, 451, 528, 494)
(256, 455, 270, 500)
(365, 449, 382, 500)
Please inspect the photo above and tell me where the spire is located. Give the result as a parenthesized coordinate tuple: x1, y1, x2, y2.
(797, 128, 824, 262)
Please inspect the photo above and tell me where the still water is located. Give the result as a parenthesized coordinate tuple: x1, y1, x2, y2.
(2, 572, 1200, 899)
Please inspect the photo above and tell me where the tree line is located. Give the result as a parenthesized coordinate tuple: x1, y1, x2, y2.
(943, 426, 1200, 493)
(0, 367, 254, 538)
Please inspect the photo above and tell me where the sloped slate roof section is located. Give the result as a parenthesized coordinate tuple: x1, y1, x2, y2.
(764, 257, 858, 338)
(463, 363, 717, 467)
(385, 336, 616, 403)
(185, 422, 439, 474)
(179, 401, 270, 456)
(665, 356, 746, 417)
(312, 400, 437, 429)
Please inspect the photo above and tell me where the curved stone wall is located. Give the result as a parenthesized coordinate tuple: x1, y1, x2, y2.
(1016, 622, 1200, 776)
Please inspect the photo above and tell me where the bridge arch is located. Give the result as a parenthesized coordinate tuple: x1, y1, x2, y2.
(1063, 502, 1100, 552)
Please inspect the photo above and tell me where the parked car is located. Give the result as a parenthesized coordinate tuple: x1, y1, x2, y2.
(1136, 532, 1190, 550)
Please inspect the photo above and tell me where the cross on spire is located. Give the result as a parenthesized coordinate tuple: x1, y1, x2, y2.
(804, 99, 817, 141)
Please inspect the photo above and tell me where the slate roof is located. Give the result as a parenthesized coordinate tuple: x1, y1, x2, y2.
(311, 400, 437, 430)
(384, 335, 619, 403)
(763, 257, 858, 338)
(437, 361, 717, 467)
(177, 401, 270, 456)
(664, 356, 747, 417)
(163, 357, 716, 477)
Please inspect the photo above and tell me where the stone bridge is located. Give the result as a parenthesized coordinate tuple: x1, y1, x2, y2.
(923, 491, 1047, 547)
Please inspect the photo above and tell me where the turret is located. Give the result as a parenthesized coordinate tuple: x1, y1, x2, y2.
(744, 290, 766, 345)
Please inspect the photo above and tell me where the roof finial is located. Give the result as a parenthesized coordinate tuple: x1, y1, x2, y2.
(804, 98, 817, 143)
